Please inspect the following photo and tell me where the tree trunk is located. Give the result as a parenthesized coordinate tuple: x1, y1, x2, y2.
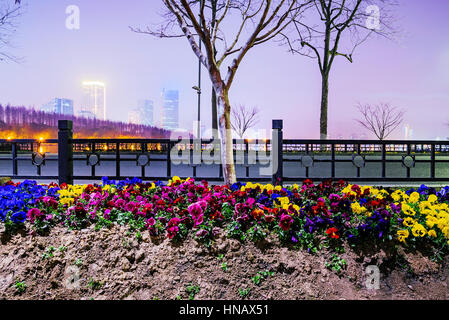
(215, 87, 236, 184)
(320, 74, 329, 140)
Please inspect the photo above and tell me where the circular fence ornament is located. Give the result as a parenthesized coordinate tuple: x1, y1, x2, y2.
(301, 154, 314, 168)
(137, 154, 150, 167)
(87, 153, 100, 167)
(402, 155, 415, 168)
(352, 154, 366, 168)
(32, 152, 45, 167)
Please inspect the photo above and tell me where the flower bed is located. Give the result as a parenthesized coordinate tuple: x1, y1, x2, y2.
(1, 177, 449, 260)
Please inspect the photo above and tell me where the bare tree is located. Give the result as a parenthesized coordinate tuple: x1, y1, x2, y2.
(231, 104, 259, 138)
(0, 0, 23, 62)
(132, 0, 311, 184)
(355, 102, 404, 140)
(282, 0, 397, 140)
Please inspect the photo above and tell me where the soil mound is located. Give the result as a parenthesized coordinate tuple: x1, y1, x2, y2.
(1, 224, 448, 300)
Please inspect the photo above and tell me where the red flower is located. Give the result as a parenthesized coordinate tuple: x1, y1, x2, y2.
(279, 214, 293, 231)
(326, 227, 339, 239)
(251, 209, 264, 220)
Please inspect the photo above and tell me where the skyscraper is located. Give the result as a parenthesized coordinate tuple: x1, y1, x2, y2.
(81, 81, 106, 120)
(128, 109, 140, 125)
(138, 100, 154, 126)
(404, 124, 414, 140)
(41, 98, 74, 115)
(162, 89, 179, 130)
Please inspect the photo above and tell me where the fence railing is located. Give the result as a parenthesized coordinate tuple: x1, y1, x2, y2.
(1, 120, 449, 185)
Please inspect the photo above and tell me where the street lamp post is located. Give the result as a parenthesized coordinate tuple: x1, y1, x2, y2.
(195, 0, 203, 140)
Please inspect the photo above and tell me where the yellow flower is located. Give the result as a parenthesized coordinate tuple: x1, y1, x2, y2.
(351, 202, 368, 215)
(397, 230, 409, 243)
(428, 229, 437, 238)
(442, 226, 449, 239)
(292, 204, 300, 214)
(401, 203, 416, 216)
(403, 217, 416, 227)
(426, 216, 438, 229)
(408, 192, 420, 204)
(419, 201, 433, 215)
(411, 224, 427, 237)
(276, 197, 290, 208)
(391, 192, 401, 202)
(428, 194, 438, 203)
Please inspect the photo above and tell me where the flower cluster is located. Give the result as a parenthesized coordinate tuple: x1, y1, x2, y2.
(1, 177, 448, 256)
(0, 180, 59, 231)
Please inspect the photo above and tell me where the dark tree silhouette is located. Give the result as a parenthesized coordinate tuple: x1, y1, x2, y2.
(282, 0, 398, 140)
(0, 0, 23, 62)
(355, 102, 404, 140)
(231, 105, 260, 139)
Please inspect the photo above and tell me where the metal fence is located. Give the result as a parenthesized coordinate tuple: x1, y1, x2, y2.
(1, 120, 449, 184)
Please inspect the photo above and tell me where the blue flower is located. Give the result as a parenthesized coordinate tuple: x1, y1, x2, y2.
(230, 182, 245, 191)
(417, 184, 429, 195)
(11, 211, 27, 224)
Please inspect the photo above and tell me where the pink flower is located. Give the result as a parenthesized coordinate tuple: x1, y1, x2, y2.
(27, 208, 43, 223)
(246, 198, 256, 207)
(125, 201, 137, 213)
(146, 217, 156, 228)
(115, 199, 125, 208)
(188, 202, 205, 227)
(167, 217, 182, 239)
(103, 209, 111, 220)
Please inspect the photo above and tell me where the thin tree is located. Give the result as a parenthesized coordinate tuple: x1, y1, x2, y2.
(282, 0, 397, 139)
(0, 0, 23, 62)
(355, 102, 404, 140)
(231, 104, 260, 139)
(132, 0, 311, 184)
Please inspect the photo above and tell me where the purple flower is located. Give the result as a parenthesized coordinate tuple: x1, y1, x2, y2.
(195, 229, 209, 238)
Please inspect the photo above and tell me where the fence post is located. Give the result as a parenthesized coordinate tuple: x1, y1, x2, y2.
(271, 119, 283, 186)
(58, 120, 73, 185)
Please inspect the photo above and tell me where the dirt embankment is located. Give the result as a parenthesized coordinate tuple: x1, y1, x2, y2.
(1, 224, 448, 300)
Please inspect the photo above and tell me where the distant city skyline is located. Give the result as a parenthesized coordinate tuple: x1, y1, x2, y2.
(0, 0, 449, 139)
(41, 98, 74, 116)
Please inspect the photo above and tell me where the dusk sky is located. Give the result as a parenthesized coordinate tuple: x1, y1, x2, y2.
(0, 0, 448, 139)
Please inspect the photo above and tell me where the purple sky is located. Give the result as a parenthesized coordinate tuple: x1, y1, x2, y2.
(0, 0, 448, 139)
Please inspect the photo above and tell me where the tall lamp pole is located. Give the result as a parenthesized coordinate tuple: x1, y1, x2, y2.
(194, 0, 203, 140)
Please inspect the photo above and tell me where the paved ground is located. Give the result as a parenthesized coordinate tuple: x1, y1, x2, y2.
(1, 153, 449, 186)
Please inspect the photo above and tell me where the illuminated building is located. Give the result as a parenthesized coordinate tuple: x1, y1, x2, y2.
(138, 100, 154, 126)
(41, 98, 74, 116)
(81, 81, 106, 121)
(162, 89, 179, 130)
